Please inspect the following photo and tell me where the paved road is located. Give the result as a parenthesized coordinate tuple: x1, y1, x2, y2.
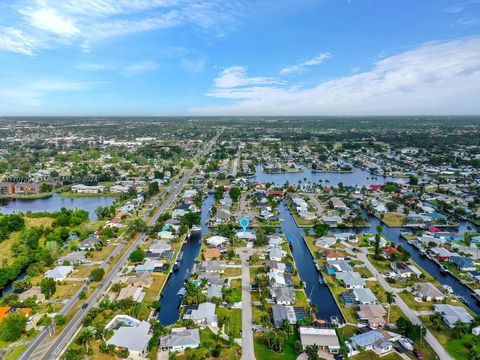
(237, 248, 256, 360)
(352, 247, 453, 360)
(19, 130, 223, 360)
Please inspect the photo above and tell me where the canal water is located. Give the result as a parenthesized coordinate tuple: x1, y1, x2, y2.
(249, 164, 402, 187)
(157, 193, 214, 325)
(0, 195, 115, 220)
(279, 202, 345, 323)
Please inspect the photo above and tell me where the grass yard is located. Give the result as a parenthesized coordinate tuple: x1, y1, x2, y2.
(143, 273, 167, 302)
(295, 290, 309, 308)
(420, 315, 479, 360)
(4, 344, 27, 360)
(53, 281, 83, 300)
(351, 351, 403, 360)
(254, 333, 299, 360)
(217, 307, 242, 338)
(379, 213, 406, 227)
(224, 267, 242, 277)
(176, 328, 241, 360)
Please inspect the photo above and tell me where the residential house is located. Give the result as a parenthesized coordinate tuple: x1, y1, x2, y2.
(71, 184, 105, 194)
(272, 305, 296, 328)
(183, 302, 218, 327)
(433, 304, 475, 328)
(326, 260, 353, 275)
(117, 285, 145, 302)
(352, 288, 378, 305)
(268, 271, 286, 287)
(206, 236, 229, 248)
(78, 234, 101, 251)
(149, 240, 172, 255)
(45, 265, 73, 281)
(315, 237, 337, 248)
(270, 287, 296, 305)
(430, 247, 454, 261)
(199, 260, 226, 273)
(106, 315, 152, 359)
(269, 246, 285, 261)
(390, 262, 421, 278)
(127, 273, 153, 288)
(357, 305, 387, 328)
(299, 327, 340, 354)
(57, 251, 88, 265)
(450, 256, 476, 271)
(203, 248, 221, 261)
(416, 283, 445, 302)
(160, 328, 200, 352)
(348, 330, 398, 356)
(135, 259, 165, 274)
(336, 272, 365, 289)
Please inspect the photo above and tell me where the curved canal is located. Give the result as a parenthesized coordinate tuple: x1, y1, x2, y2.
(157, 193, 214, 325)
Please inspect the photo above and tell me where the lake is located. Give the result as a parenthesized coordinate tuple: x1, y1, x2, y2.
(0, 195, 116, 220)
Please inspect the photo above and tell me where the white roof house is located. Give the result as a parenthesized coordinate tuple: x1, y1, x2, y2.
(269, 246, 285, 261)
(106, 315, 152, 358)
(206, 235, 229, 248)
(299, 327, 340, 353)
(45, 266, 73, 281)
(183, 302, 218, 328)
(268, 271, 286, 287)
(160, 328, 200, 352)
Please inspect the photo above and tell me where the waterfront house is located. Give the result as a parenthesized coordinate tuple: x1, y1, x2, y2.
(71, 184, 105, 194)
(429, 247, 454, 261)
(135, 259, 165, 274)
(45, 265, 74, 281)
(336, 272, 365, 289)
(160, 328, 200, 352)
(206, 235, 229, 248)
(382, 247, 400, 259)
(315, 236, 337, 248)
(265, 260, 286, 273)
(183, 302, 218, 327)
(323, 249, 345, 261)
(326, 260, 353, 274)
(269, 246, 285, 261)
(450, 256, 476, 271)
(272, 305, 297, 328)
(351, 288, 378, 305)
(416, 283, 445, 302)
(149, 240, 172, 255)
(357, 304, 387, 328)
(270, 287, 296, 305)
(199, 260, 226, 273)
(206, 284, 223, 299)
(197, 272, 225, 286)
(126, 273, 153, 288)
(322, 215, 343, 226)
(105, 315, 152, 359)
(203, 248, 221, 261)
(268, 271, 286, 287)
(433, 304, 474, 328)
(299, 327, 340, 354)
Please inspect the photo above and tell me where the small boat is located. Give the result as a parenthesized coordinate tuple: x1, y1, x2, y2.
(173, 251, 184, 271)
(319, 275, 325, 285)
(330, 316, 339, 325)
(471, 289, 480, 302)
(442, 284, 453, 294)
(279, 218, 285, 222)
(399, 337, 413, 352)
(440, 265, 449, 273)
(191, 225, 201, 233)
(458, 295, 468, 304)
(419, 249, 426, 256)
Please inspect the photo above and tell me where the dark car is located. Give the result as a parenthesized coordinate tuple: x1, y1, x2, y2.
(413, 349, 423, 359)
(81, 303, 88, 309)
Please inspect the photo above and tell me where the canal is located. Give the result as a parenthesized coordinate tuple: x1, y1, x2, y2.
(157, 193, 214, 325)
(279, 202, 345, 323)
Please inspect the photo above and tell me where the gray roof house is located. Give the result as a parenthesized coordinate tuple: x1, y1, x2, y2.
(417, 283, 445, 302)
(148, 240, 172, 254)
(434, 304, 474, 328)
(349, 330, 398, 356)
(336, 272, 365, 289)
(106, 315, 152, 358)
(206, 284, 223, 299)
(78, 235, 101, 250)
(270, 286, 296, 305)
(45, 265, 73, 281)
(272, 305, 297, 328)
(352, 288, 378, 305)
(160, 328, 200, 352)
(57, 251, 88, 265)
(450, 256, 476, 271)
(269, 246, 285, 261)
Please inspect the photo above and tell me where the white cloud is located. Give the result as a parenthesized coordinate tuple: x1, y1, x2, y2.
(194, 37, 480, 115)
(21, 7, 79, 37)
(76, 62, 116, 71)
(0, 27, 39, 56)
(214, 66, 280, 88)
(0, 0, 245, 55)
(120, 61, 159, 76)
(280, 52, 331, 75)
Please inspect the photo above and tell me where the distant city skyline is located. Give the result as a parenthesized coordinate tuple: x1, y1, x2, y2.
(0, 0, 480, 116)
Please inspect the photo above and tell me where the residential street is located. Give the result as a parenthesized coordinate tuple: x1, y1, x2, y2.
(237, 247, 256, 360)
(352, 247, 454, 360)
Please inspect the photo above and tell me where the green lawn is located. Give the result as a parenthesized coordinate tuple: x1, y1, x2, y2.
(379, 213, 406, 227)
(351, 351, 403, 360)
(420, 315, 479, 360)
(217, 308, 242, 338)
(5, 344, 27, 360)
(254, 333, 299, 360)
(176, 328, 241, 360)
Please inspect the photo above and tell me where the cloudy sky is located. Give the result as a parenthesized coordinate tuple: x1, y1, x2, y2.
(1, 0, 480, 115)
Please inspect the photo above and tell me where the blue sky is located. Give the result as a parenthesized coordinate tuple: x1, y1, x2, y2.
(0, 0, 480, 115)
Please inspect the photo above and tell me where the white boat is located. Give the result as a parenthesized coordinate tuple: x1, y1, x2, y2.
(442, 284, 453, 294)
(399, 337, 413, 352)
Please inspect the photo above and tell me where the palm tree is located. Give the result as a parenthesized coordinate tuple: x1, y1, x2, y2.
(78, 328, 94, 351)
(386, 291, 396, 324)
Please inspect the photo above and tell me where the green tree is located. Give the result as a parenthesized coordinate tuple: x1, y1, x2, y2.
(90, 268, 105, 282)
(129, 247, 146, 262)
(0, 312, 28, 341)
(386, 291, 396, 324)
(229, 187, 241, 202)
(40, 277, 57, 299)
